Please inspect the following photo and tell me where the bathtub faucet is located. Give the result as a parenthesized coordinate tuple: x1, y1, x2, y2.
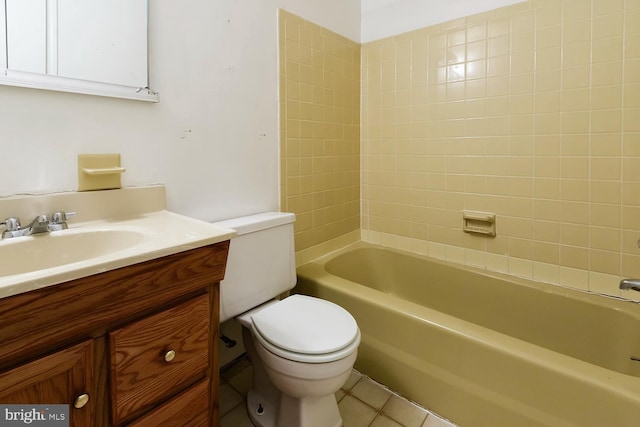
(620, 278, 640, 292)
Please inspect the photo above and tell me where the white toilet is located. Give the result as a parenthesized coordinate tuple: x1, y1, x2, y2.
(215, 212, 360, 427)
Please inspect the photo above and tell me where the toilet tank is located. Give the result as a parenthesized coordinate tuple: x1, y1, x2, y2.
(214, 212, 296, 322)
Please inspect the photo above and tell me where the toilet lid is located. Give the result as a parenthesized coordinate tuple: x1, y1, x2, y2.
(251, 295, 359, 355)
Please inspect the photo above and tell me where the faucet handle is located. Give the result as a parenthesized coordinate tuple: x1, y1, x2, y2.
(49, 211, 77, 231)
(1, 217, 21, 231)
(51, 211, 77, 224)
(1, 217, 22, 238)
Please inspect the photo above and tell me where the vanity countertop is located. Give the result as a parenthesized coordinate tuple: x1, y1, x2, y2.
(0, 186, 235, 299)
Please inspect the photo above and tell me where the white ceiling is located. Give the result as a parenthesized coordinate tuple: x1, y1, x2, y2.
(361, 0, 528, 42)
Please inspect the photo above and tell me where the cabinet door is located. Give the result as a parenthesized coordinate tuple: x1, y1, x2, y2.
(0, 340, 94, 426)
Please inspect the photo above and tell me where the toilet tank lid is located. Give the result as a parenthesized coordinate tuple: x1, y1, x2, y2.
(212, 212, 295, 236)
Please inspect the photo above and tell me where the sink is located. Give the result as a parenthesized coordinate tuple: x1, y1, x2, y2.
(0, 229, 145, 276)
(0, 186, 236, 299)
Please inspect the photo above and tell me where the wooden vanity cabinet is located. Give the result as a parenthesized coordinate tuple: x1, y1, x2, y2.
(0, 241, 229, 427)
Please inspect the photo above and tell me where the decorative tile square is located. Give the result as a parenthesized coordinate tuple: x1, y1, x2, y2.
(382, 395, 429, 427)
(338, 395, 378, 427)
(350, 377, 392, 410)
(219, 382, 243, 416)
(228, 364, 253, 396)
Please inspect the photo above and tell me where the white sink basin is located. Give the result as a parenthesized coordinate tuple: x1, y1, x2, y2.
(0, 229, 146, 276)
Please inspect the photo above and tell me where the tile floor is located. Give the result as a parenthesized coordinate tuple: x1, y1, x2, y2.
(220, 356, 457, 427)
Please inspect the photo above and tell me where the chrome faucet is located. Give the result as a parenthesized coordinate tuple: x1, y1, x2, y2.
(0, 211, 76, 238)
(26, 214, 50, 234)
(620, 279, 640, 292)
(48, 211, 76, 231)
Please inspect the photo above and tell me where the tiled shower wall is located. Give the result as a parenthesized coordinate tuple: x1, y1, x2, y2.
(279, 11, 361, 251)
(361, 0, 640, 296)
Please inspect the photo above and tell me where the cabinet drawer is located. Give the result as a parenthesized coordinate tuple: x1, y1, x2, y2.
(109, 294, 210, 424)
(126, 379, 209, 427)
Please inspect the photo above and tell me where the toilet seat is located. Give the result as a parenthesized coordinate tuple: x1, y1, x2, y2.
(250, 295, 360, 364)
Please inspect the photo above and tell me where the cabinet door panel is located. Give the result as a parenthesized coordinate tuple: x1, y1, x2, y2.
(0, 340, 93, 426)
(1, 371, 68, 403)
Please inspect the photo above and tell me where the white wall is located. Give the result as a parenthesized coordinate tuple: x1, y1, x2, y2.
(0, 0, 360, 222)
(361, 0, 527, 42)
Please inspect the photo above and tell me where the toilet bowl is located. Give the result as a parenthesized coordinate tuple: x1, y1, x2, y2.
(213, 212, 360, 427)
(237, 294, 360, 427)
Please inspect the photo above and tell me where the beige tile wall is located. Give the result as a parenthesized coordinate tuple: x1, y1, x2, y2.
(361, 0, 640, 296)
(279, 10, 361, 251)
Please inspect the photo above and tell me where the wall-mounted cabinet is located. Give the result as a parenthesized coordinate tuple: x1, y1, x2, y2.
(0, 0, 158, 102)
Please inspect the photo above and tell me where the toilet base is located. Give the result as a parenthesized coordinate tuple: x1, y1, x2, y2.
(247, 390, 342, 427)
(247, 388, 279, 427)
(241, 324, 345, 427)
(276, 393, 342, 427)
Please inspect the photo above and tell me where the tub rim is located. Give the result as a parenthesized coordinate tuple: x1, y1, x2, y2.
(300, 241, 640, 315)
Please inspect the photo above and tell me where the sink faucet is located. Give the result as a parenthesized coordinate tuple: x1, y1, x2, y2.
(26, 214, 50, 234)
(620, 279, 640, 292)
(0, 211, 76, 238)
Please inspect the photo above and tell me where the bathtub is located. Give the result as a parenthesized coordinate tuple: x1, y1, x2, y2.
(295, 242, 640, 427)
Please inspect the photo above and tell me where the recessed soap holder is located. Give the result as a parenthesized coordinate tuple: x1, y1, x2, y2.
(463, 211, 496, 237)
(78, 154, 126, 191)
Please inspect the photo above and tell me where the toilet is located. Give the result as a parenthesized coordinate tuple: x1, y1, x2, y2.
(215, 212, 360, 427)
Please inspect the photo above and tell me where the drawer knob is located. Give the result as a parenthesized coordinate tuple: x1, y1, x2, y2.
(73, 393, 90, 409)
(164, 349, 176, 363)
